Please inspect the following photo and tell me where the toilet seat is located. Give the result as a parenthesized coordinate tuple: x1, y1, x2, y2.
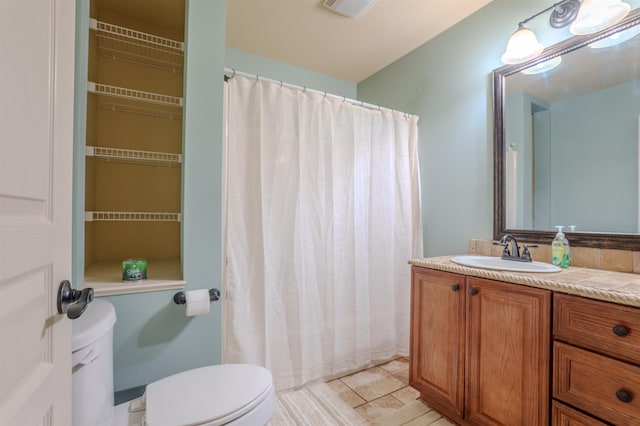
(144, 364, 274, 426)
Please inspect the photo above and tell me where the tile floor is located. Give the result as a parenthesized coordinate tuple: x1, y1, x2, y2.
(326, 358, 455, 425)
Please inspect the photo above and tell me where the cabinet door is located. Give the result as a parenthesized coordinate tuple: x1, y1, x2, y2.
(410, 267, 465, 419)
(465, 277, 551, 425)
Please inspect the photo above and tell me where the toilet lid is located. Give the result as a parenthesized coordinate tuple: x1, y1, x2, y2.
(145, 364, 274, 426)
(72, 298, 116, 352)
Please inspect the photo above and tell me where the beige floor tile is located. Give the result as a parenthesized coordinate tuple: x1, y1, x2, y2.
(326, 379, 367, 408)
(341, 367, 406, 401)
(369, 400, 431, 425)
(355, 394, 404, 421)
(402, 409, 447, 426)
(379, 358, 410, 384)
(430, 418, 457, 426)
(391, 386, 420, 405)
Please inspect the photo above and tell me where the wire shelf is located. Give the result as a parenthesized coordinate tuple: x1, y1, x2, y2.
(99, 101, 182, 120)
(86, 146, 181, 167)
(90, 19, 184, 70)
(85, 211, 181, 222)
(88, 82, 183, 108)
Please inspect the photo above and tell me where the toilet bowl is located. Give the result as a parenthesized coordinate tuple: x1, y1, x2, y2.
(72, 299, 275, 426)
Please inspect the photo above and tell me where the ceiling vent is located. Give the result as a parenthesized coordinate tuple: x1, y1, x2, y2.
(322, 0, 378, 19)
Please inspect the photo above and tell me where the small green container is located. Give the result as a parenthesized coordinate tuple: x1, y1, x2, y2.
(122, 259, 147, 282)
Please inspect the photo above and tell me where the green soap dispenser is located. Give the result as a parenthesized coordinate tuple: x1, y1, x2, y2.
(551, 225, 570, 268)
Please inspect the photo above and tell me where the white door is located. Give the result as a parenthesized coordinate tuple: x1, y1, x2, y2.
(0, 0, 75, 424)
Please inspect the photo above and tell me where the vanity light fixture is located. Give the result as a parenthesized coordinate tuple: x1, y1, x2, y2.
(501, 26, 544, 64)
(501, 0, 631, 64)
(570, 0, 630, 35)
(501, 0, 581, 64)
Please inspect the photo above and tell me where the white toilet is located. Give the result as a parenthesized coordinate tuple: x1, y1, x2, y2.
(72, 299, 275, 426)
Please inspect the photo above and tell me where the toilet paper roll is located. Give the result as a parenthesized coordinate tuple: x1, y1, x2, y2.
(184, 289, 211, 317)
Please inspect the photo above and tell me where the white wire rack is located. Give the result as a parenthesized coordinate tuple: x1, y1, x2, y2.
(88, 82, 183, 108)
(90, 19, 184, 71)
(86, 146, 181, 167)
(99, 101, 182, 120)
(85, 211, 181, 222)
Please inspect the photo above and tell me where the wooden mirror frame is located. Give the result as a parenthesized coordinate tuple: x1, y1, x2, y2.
(493, 9, 640, 250)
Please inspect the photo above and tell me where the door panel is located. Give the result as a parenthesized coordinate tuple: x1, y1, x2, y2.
(0, 0, 75, 424)
(410, 267, 465, 419)
(465, 278, 551, 426)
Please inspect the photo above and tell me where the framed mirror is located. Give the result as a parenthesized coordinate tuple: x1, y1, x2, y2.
(493, 8, 640, 250)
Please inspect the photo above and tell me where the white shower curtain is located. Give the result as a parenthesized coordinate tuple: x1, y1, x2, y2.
(223, 75, 423, 391)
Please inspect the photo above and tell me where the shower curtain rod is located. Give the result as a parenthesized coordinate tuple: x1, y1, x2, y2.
(223, 67, 417, 119)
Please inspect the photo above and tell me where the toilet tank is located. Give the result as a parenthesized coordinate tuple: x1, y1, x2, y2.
(72, 298, 117, 426)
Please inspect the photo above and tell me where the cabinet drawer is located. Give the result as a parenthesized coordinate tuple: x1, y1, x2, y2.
(554, 342, 640, 425)
(552, 401, 606, 426)
(553, 293, 640, 364)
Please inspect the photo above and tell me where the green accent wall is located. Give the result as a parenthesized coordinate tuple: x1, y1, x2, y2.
(72, 0, 89, 295)
(357, 0, 565, 256)
(357, 0, 640, 256)
(226, 47, 356, 99)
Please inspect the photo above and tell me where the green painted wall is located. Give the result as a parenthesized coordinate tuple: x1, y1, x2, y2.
(358, 0, 640, 256)
(72, 0, 89, 287)
(226, 47, 356, 99)
(357, 0, 563, 256)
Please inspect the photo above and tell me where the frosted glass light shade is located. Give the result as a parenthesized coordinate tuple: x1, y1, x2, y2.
(589, 24, 640, 48)
(501, 27, 544, 64)
(569, 0, 630, 35)
(522, 56, 562, 75)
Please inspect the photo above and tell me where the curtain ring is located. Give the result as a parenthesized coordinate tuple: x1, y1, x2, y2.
(280, 80, 284, 87)
(324, 91, 327, 97)
(231, 69, 236, 78)
(342, 96, 346, 102)
(303, 86, 307, 92)
(256, 74, 259, 81)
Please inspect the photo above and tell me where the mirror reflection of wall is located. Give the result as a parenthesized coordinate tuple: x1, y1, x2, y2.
(504, 26, 640, 234)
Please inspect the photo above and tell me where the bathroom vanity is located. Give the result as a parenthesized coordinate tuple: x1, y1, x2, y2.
(409, 256, 640, 426)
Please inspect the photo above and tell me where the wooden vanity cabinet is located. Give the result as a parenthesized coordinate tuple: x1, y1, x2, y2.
(552, 293, 640, 425)
(410, 267, 551, 425)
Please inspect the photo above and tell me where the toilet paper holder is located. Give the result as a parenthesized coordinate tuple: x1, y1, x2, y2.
(173, 288, 221, 305)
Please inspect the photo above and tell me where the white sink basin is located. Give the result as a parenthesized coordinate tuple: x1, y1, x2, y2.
(451, 255, 561, 273)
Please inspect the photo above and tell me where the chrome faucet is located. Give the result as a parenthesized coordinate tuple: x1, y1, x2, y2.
(497, 234, 537, 262)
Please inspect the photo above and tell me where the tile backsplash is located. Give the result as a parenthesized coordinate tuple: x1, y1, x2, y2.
(469, 239, 640, 274)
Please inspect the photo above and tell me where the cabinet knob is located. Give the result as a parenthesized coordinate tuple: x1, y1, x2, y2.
(612, 325, 629, 337)
(469, 287, 478, 296)
(616, 389, 633, 403)
(451, 284, 460, 292)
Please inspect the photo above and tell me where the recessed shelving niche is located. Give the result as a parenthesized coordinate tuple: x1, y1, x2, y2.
(84, 9, 185, 295)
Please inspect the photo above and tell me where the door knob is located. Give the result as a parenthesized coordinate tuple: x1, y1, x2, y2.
(57, 280, 94, 319)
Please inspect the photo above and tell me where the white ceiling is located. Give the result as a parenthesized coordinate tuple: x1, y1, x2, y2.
(94, 0, 494, 84)
(226, 0, 494, 83)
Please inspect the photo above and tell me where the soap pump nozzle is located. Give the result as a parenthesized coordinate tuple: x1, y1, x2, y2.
(554, 225, 565, 235)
